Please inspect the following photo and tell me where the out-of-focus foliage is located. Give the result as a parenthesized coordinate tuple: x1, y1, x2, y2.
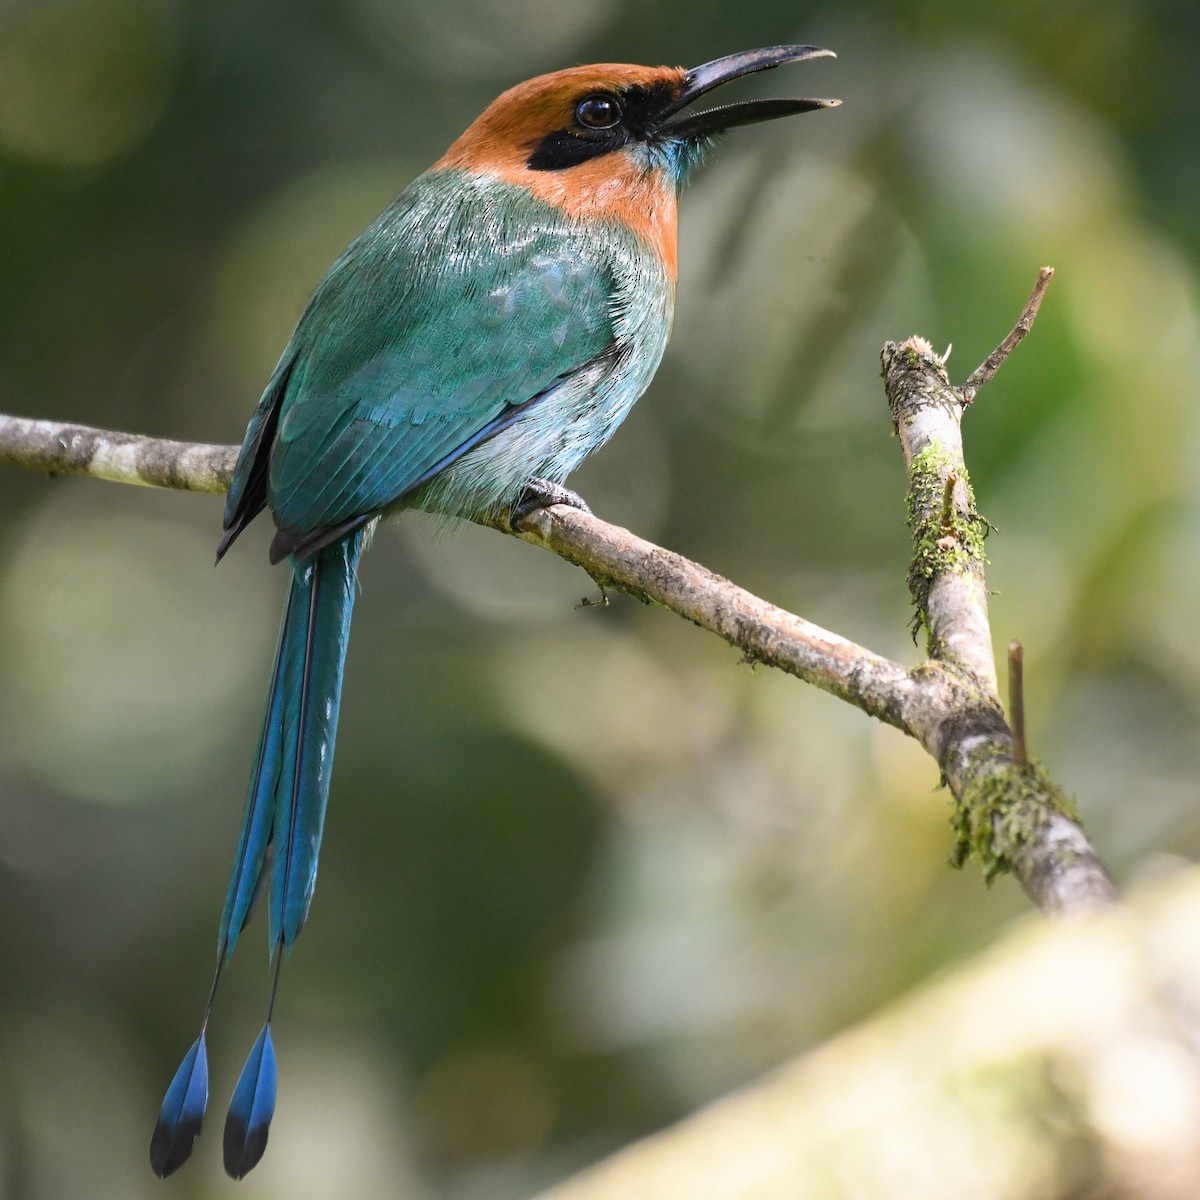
(0, 1, 1197, 1197)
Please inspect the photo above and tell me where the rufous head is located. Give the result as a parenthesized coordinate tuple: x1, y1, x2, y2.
(435, 47, 839, 278)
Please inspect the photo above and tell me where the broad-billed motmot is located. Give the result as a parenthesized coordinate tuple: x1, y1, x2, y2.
(150, 45, 838, 1179)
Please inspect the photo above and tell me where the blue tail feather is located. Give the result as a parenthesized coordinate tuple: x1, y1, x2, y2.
(217, 590, 294, 959)
(149, 1033, 209, 1177)
(152, 531, 362, 1177)
(269, 533, 362, 949)
(223, 1025, 278, 1179)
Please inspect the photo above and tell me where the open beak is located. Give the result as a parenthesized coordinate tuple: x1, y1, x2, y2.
(664, 45, 839, 140)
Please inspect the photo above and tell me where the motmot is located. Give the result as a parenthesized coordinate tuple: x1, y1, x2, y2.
(150, 45, 838, 1179)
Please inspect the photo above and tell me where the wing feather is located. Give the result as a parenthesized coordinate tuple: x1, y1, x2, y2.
(224, 169, 619, 553)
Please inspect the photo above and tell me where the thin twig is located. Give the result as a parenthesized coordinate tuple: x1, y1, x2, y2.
(939, 470, 958, 533)
(959, 266, 1055, 405)
(1009, 641, 1027, 767)
(495, 503, 917, 727)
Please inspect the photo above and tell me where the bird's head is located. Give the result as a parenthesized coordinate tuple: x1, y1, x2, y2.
(440, 46, 837, 185)
(435, 47, 837, 277)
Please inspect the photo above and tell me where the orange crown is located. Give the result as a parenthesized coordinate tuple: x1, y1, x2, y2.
(435, 64, 688, 279)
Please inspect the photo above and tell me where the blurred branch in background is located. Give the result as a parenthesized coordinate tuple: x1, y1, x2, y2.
(532, 865, 1200, 1200)
(0, 271, 1116, 916)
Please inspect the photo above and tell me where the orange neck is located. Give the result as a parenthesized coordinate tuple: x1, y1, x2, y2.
(436, 150, 679, 283)
(432, 65, 685, 282)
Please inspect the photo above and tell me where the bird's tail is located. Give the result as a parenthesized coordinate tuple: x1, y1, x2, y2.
(150, 531, 364, 1180)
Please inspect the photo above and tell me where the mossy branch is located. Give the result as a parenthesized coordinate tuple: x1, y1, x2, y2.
(881, 268, 1115, 912)
(0, 268, 1115, 914)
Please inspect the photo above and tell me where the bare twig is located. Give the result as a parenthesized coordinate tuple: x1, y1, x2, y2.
(496, 504, 917, 724)
(959, 266, 1055, 405)
(1009, 641, 1027, 766)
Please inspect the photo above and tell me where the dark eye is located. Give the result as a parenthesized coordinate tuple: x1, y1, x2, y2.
(575, 94, 622, 130)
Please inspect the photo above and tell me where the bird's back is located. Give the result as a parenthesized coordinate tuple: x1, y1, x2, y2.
(223, 166, 676, 560)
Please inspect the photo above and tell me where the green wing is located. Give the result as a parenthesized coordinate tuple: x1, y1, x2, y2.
(222, 168, 618, 558)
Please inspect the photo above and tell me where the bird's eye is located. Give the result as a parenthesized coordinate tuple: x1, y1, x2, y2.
(575, 94, 622, 130)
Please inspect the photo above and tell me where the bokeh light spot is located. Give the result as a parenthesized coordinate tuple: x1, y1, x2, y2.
(0, 0, 179, 168)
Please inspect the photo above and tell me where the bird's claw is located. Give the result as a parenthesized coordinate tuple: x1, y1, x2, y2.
(509, 478, 592, 531)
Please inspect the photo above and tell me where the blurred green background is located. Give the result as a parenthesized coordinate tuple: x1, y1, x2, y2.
(1, 1, 1198, 1196)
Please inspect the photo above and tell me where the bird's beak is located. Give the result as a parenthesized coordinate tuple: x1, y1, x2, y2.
(663, 45, 839, 140)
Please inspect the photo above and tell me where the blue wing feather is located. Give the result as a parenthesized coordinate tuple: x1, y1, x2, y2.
(218, 357, 294, 559)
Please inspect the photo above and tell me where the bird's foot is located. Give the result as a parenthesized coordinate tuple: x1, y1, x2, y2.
(509, 478, 592, 531)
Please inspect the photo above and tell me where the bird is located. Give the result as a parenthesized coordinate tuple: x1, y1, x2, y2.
(149, 44, 838, 1180)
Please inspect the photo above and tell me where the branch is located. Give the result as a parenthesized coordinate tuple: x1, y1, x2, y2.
(0, 413, 235, 494)
(489, 504, 916, 726)
(0, 273, 1116, 914)
(879, 267, 1115, 912)
(528, 868, 1200, 1200)
(959, 265, 1055, 405)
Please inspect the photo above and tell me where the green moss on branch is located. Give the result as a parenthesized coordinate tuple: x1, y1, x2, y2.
(906, 444, 988, 647)
(950, 747, 1082, 882)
